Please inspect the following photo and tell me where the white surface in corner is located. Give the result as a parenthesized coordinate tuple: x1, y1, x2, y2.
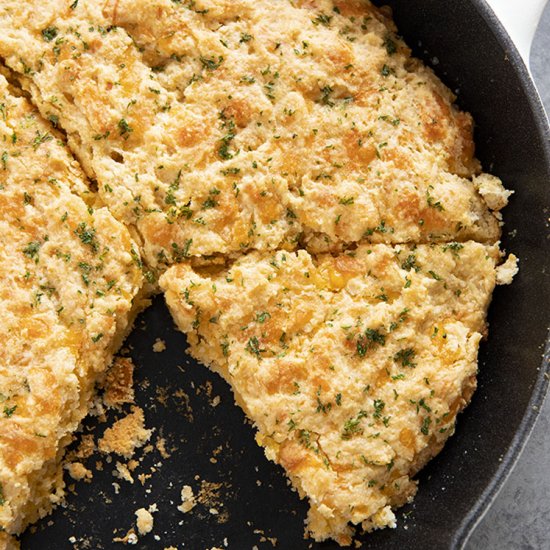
(485, 0, 548, 64)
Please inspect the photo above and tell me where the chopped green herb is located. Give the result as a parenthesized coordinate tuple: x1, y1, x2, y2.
(421, 416, 431, 435)
(245, 336, 263, 358)
(202, 197, 218, 209)
(23, 241, 41, 261)
(316, 395, 332, 414)
(426, 186, 444, 211)
(383, 35, 397, 55)
(357, 328, 386, 357)
(255, 311, 271, 324)
(401, 253, 420, 272)
(221, 340, 230, 357)
(218, 117, 236, 160)
(200, 56, 224, 71)
(42, 27, 58, 42)
(320, 85, 334, 106)
(418, 398, 431, 413)
(428, 270, 442, 281)
(342, 410, 368, 439)
(75, 223, 99, 252)
(171, 239, 193, 262)
(221, 167, 240, 176)
(3, 405, 17, 417)
(339, 196, 355, 205)
(443, 242, 464, 255)
(394, 347, 417, 368)
(298, 429, 314, 449)
(363, 220, 392, 237)
(373, 399, 385, 419)
(48, 114, 59, 127)
(312, 13, 332, 26)
(118, 118, 133, 138)
(32, 131, 53, 149)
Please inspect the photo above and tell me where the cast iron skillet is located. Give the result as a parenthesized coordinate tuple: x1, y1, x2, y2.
(21, 1, 550, 549)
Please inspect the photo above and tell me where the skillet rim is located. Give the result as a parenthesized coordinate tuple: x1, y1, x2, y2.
(451, 1, 550, 548)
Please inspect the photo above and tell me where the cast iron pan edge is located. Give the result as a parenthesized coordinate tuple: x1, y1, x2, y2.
(451, 1, 550, 547)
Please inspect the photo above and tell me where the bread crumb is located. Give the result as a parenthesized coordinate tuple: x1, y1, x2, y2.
(156, 436, 171, 459)
(103, 357, 135, 408)
(65, 462, 92, 482)
(474, 173, 513, 211)
(113, 529, 138, 545)
(496, 254, 519, 285)
(135, 508, 154, 535)
(197, 480, 229, 523)
(65, 434, 95, 462)
(138, 472, 152, 485)
(152, 338, 166, 353)
(115, 462, 134, 483)
(177, 485, 196, 513)
(98, 406, 152, 458)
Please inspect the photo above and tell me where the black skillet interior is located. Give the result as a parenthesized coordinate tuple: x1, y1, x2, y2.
(21, 1, 550, 549)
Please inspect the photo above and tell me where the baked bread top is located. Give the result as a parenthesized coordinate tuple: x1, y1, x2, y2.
(0, 0, 507, 272)
(0, 72, 143, 536)
(160, 242, 502, 543)
(0, 0, 516, 545)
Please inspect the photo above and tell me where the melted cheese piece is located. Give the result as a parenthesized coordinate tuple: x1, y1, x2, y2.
(0, 0, 507, 271)
(0, 72, 143, 536)
(160, 242, 500, 543)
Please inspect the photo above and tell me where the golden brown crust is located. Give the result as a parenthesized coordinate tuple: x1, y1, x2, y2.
(0, 72, 143, 535)
(160, 242, 501, 542)
(0, 0, 508, 271)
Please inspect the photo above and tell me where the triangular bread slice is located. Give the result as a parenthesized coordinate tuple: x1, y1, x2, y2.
(0, 0, 506, 268)
(0, 72, 144, 539)
(161, 242, 504, 544)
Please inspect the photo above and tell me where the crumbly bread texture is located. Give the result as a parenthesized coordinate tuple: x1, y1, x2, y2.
(98, 406, 152, 458)
(0, 0, 516, 545)
(0, 72, 143, 536)
(160, 243, 502, 544)
(0, 0, 508, 273)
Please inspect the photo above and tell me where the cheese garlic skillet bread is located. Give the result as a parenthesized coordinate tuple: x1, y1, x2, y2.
(0, 0, 508, 272)
(0, 72, 143, 541)
(0, 0, 516, 546)
(161, 243, 512, 544)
